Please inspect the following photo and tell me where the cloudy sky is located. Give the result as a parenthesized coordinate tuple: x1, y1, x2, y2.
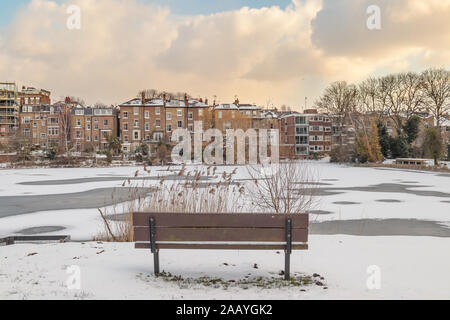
(0, 0, 449, 109)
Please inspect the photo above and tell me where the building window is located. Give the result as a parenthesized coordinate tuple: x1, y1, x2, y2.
(188, 112, 193, 120)
(123, 112, 128, 119)
(177, 120, 182, 128)
(166, 112, 172, 120)
(123, 123, 128, 131)
(167, 124, 172, 132)
(134, 120, 139, 128)
(155, 107, 160, 115)
(48, 127, 59, 136)
(177, 109, 182, 117)
(198, 109, 203, 116)
(145, 111, 150, 119)
(124, 135, 129, 142)
(76, 119, 81, 127)
(145, 123, 150, 131)
(295, 117, 306, 125)
(87, 135, 91, 142)
(156, 119, 161, 128)
(133, 107, 139, 115)
(218, 111, 222, 119)
(134, 131, 139, 140)
(104, 119, 108, 126)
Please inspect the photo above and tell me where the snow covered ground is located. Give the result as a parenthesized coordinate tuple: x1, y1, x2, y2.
(1, 235, 449, 300)
(0, 161, 449, 299)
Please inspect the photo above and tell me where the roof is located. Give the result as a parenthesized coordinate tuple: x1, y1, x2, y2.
(119, 98, 209, 108)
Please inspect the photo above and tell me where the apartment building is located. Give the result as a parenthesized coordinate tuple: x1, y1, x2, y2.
(19, 104, 66, 148)
(19, 87, 51, 106)
(118, 94, 210, 153)
(280, 109, 332, 158)
(0, 82, 19, 136)
(70, 106, 117, 152)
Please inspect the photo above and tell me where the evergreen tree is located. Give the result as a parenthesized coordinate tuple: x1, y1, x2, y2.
(403, 116, 420, 144)
(423, 128, 443, 166)
(377, 121, 391, 158)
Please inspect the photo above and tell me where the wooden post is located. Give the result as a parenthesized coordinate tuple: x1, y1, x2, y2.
(285, 218, 292, 280)
(149, 217, 160, 275)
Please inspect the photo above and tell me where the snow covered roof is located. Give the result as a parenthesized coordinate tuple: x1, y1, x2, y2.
(119, 98, 209, 107)
(238, 104, 262, 111)
(441, 119, 450, 127)
(215, 104, 239, 110)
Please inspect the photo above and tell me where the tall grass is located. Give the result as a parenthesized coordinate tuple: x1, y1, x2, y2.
(95, 165, 247, 242)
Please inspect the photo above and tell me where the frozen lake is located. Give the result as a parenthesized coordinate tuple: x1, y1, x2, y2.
(0, 162, 449, 240)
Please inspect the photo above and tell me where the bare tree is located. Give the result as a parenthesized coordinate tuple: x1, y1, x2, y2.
(246, 161, 317, 214)
(358, 78, 379, 115)
(421, 68, 450, 129)
(400, 72, 425, 119)
(382, 74, 407, 129)
(58, 105, 72, 154)
(316, 81, 358, 146)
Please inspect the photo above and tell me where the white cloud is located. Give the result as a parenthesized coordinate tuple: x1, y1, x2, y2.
(0, 0, 448, 109)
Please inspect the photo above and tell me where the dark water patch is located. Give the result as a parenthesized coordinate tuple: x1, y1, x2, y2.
(0, 187, 154, 218)
(16, 226, 66, 235)
(18, 174, 212, 186)
(309, 210, 334, 215)
(376, 199, 402, 203)
(295, 182, 332, 186)
(332, 201, 360, 205)
(372, 167, 433, 174)
(303, 183, 450, 198)
(311, 219, 450, 237)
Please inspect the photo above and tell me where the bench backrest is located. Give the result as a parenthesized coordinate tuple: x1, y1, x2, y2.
(133, 212, 309, 250)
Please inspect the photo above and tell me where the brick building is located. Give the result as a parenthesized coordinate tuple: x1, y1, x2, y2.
(19, 104, 67, 148)
(280, 109, 332, 158)
(70, 106, 118, 152)
(19, 87, 51, 106)
(118, 94, 210, 153)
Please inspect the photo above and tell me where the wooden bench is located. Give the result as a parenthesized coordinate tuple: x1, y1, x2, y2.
(133, 212, 309, 280)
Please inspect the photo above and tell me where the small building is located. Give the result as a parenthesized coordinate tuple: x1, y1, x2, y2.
(395, 158, 428, 166)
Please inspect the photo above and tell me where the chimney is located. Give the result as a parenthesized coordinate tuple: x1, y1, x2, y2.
(234, 98, 239, 105)
(141, 91, 145, 104)
(205, 98, 208, 105)
(213, 100, 216, 107)
(184, 93, 188, 106)
(163, 93, 166, 102)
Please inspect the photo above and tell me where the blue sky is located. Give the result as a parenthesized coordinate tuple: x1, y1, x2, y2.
(0, 0, 292, 28)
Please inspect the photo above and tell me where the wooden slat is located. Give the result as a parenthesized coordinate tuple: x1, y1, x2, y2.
(135, 242, 308, 250)
(134, 227, 308, 243)
(133, 212, 309, 229)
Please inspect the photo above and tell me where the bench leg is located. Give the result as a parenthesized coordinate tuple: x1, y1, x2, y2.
(153, 250, 160, 275)
(284, 251, 290, 280)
